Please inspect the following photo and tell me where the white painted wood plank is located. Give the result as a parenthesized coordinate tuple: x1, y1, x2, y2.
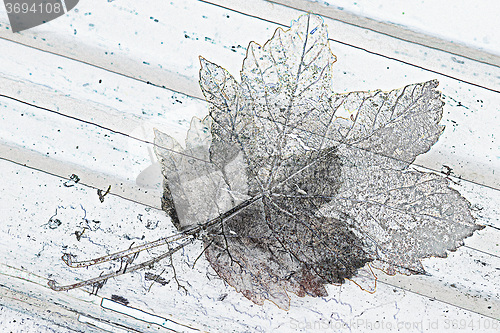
(305, 0, 500, 56)
(0, 36, 208, 146)
(0, 142, 161, 209)
(1, 158, 499, 332)
(379, 247, 500, 319)
(0, 266, 175, 333)
(274, 0, 500, 62)
(465, 230, 500, 258)
(0, 305, 79, 333)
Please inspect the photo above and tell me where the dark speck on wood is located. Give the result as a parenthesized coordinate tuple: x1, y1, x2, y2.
(145, 272, 169, 286)
(111, 294, 130, 305)
(451, 57, 465, 64)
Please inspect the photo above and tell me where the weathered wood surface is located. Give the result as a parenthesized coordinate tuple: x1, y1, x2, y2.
(272, 0, 500, 66)
(0, 0, 498, 331)
(1, 159, 499, 331)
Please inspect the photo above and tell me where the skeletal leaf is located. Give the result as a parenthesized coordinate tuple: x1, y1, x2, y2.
(320, 145, 482, 275)
(155, 13, 483, 309)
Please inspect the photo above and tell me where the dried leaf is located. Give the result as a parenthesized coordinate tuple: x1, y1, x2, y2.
(154, 13, 483, 309)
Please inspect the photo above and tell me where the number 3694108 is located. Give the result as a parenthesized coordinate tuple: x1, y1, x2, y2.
(5, 2, 62, 14)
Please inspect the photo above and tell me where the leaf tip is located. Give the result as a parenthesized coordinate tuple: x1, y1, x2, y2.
(152, 127, 162, 140)
(198, 55, 210, 69)
(426, 79, 440, 90)
(199, 56, 218, 73)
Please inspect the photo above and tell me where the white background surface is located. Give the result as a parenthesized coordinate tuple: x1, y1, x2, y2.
(0, 0, 498, 332)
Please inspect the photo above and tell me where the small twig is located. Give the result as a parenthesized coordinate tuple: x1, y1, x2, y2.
(62, 232, 195, 268)
(48, 240, 193, 291)
(220, 222, 235, 265)
(167, 243, 188, 294)
(63, 174, 80, 187)
(75, 228, 86, 241)
(118, 242, 139, 273)
(192, 239, 214, 269)
(147, 268, 166, 292)
(91, 272, 107, 295)
(97, 185, 111, 203)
